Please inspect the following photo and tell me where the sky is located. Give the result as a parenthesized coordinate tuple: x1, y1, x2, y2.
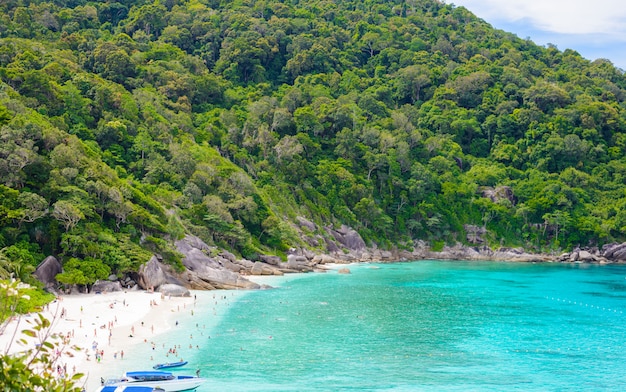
(449, 0, 626, 71)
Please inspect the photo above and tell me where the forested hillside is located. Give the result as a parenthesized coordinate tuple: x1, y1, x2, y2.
(1, 0, 626, 285)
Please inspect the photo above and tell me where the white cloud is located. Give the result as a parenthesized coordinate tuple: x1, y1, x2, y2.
(452, 0, 626, 36)
(450, 0, 626, 68)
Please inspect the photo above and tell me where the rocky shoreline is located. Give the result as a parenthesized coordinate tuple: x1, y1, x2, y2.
(33, 223, 626, 296)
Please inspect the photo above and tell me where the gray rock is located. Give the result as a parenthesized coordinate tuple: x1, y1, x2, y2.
(179, 234, 212, 252)
(327, 225, 366, 251)
(602, 243, 626, 261)
(303, 249, 316, 260)
(219, 250, 237, 263)
(250, 261, 282, 276)
(578, 250, 595, 262)
(284, 255, 313, 272)
(380, 250, 393, 260)
(297, 216, 317, 232)
(217, 256, 243, 273)
(176, 270, 216, 290)
(232, 258, 256, 269)
(312, 254, 339, 264)
(287, 254, 308, 268)
(324, 236, 341, 253)
(181, 247, 223, 270)
(304, 235, 320, 247)
(91, 280, 122, 293)
(158, 283, 190, 297)
(34, 256, 62, 290)
(260, 255, 282, 266)
(175, 235, 260, 289)
(481, 186, 516, 205)
(137, 256, 168, 290)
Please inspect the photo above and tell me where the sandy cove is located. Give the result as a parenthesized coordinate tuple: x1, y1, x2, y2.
(0, 289, 196, 391)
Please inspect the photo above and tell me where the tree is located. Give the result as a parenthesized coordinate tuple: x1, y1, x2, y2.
(124, 3, 167, 38)
(56, 257, 111, 288)
(396, 65, 431, 103)
(274, 135, 303, 162)
(0, 246, 36, 283)
(108, 198, 134, 230)
(0, 104, 10, 126)
(0, 252, 11, 280)
(17, 192, 48, 226)
(523, 80, 571, 112)
(543, 210, 571, 245)
(214, 31, 272, 83)
(52, 200, 84, 232)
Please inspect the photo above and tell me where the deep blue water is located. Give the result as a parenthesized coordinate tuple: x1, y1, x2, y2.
(120, 261, 626, 391)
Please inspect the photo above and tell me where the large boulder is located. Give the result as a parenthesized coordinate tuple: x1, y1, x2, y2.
(260, 255, 281, 266)
(91, 280, 123, 293)
(33, 256, 62, 291)
(219, 250, 237, 263)
(158, 283, 190, 297)
(481, 186, 516, 205)
(312, 254, 340, 264)
(602, 243, 626, 261)
(216, 256, 243, 273)
(175, 235, 260, 289)
(286, 254, 312, 271)
(327, 225, 366, 251)
(232, 258, 256, 269)
(297, 216, 317, 232)
(137, 256, 168, 290)
(324, 236, 341, 253)
(250, 261, 283, 276)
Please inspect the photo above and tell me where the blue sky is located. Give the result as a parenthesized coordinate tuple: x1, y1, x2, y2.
(450, 0, 626, 71)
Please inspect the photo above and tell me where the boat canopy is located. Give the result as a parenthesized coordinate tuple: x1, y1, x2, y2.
(125, 371, 176, 381)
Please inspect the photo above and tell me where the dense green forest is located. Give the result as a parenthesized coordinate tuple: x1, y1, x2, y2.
(1, 0, 626, 286)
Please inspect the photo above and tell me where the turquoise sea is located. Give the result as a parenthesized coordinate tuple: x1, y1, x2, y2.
(115, 260, 626, 391)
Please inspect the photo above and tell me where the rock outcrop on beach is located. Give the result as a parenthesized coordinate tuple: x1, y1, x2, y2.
(326, 225, 367, 251)
(137, 256, 168, 289)
(91, 280, 123, 293)
(33, 222, 626, 296)
(34, 256, 62, 292)
(601, 243, 626, 262)
(555, 243, 626, 264)
(305, 240, 554, 265)
(172, 235, 261, 290)
(158, 283, 191, 297)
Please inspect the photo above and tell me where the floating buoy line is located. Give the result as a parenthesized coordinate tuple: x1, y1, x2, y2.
(546, 296, 624, 315)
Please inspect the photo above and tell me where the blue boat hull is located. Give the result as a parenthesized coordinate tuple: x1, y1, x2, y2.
(152, 361, 188, 370)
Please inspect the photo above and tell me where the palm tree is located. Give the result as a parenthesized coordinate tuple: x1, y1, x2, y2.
(0, 249, 11, 280)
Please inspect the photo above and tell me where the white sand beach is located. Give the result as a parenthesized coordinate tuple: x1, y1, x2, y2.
(0, 289, 196, 391)
(0, 274, 297, 392)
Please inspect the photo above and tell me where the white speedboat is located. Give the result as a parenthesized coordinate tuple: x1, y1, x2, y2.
(102, 371, 205, 392)
(96, 387, 165, 392)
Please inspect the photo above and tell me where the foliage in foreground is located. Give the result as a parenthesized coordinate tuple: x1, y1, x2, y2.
(0, 281, 83, 391)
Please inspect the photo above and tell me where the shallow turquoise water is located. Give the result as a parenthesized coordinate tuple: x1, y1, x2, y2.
(122, 261, 626, 391)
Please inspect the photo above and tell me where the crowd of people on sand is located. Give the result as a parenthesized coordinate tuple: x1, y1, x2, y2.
(39, 295, 136, 386)
(20, 288, 250, 390)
